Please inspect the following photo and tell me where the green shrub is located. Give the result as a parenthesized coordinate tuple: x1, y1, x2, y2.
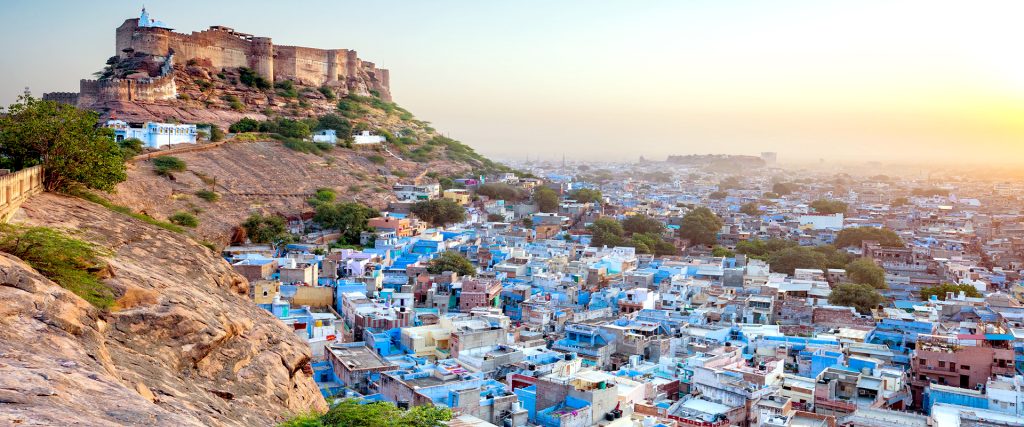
(275, 80, 299, 98)
(169, 211, 199, 228)
(0, 225, 114, 309)
(153, 156, 186, 176)
(195, 190, 220, 202)
(229, 117, 260, 133)
(366, 154, 386, 165)
(318, 86, 336, 100)
(238, 67, 271, 90)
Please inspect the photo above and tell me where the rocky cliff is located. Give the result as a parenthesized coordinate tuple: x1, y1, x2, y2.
(0, 193, 326, 426)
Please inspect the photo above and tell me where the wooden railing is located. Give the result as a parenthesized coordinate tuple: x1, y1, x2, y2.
(0, 166, 44, 222)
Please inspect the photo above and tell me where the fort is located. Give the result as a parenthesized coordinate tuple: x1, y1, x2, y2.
(45, 8, 390, 108)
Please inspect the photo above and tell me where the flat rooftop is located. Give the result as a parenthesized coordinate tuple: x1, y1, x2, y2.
(328, 345, 393, 371)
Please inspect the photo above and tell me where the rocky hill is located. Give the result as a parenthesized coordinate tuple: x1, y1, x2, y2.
(0, 193, 326, 426)
(93, 65, 510, 245)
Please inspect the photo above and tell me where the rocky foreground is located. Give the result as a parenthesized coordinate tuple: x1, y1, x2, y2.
(0, 193, 326, 426)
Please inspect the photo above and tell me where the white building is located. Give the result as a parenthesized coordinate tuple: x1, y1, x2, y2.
(312, 129, 337, 143)
(798, 213, 844, 230)
(392, 183, 440, 201)
(106, 120, 197, 148)
(353, 130, 385, 145)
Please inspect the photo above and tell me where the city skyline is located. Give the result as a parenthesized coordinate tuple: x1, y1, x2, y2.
(2, 0, 1022, 165)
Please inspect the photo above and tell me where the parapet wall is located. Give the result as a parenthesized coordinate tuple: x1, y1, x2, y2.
(0, 166, 44, 222)
(77, 73, 177, 106)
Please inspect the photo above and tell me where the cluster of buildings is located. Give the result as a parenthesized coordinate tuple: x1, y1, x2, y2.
(230, 160, 1024, 427)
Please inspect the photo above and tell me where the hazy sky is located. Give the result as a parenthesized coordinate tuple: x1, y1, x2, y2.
(2, 1, 1023, 164)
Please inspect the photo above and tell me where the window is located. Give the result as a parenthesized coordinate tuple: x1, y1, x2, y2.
(961, 365, 970, 370)
(919, 359, 926, 365)
(938, 361, 945, 367)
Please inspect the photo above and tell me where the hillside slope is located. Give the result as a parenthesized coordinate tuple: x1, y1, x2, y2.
(100, 68, 507, 244)
(1, 193, 326, 426)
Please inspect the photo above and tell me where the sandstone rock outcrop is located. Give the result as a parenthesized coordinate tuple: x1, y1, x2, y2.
(0, 193, 326, 426)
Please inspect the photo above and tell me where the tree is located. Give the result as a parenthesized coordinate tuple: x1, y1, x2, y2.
(920, 283, 981, 301)
(718, 176, 741, 190)
(739, 202, 761, 216)
(828, 283, 884, 314)
(314, 202, 378, 244)
(809, 199, 848, 215)
(521, 217, 533, 228)
(533, 187, 559, 213)
(772, 182, 795, 196)
(427, 251, 476, 276)
(486, 213, 504, 222)
(0, 95, 127, 192)
(814, 245, 853, 269)
(242, 213, 288, 244)
(411, 199, 465, 227)
(569, 188, 603, 204)
(289, 398, 452, 427)
(589, 217, 626, 248)
(229, 117, 260, 133)
(712, 245, 735, 258)
(834, 227, 903, 248)
(891, 197, 909, 207)
(768, 246, 828, 275)
(845, 259, 887, 289)
(622, 214, 664, 235)
(631, 232, 677, 256)
(678, 207, 723, 246)
(476, 183, 526, 201)
(708, 191, 728, 200)
(316, 114, 352, 135)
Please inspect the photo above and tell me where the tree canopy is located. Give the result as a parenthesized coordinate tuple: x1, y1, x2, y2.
(588, 216, 675, 255)
(282, 398, 452, 427)
(739, 202, 761, 216)
(920, 283, 981, 301)
(533, 186, 560, 213)
(678, 207, 723, 247)
(569, 188, 603, 204)
(314, 202, 378, 245)
(475, 183, 527, 202)
(411, 199, 465, 227)
(735, 238, 796, 260)
(0, 95, 127, 192)
(834, 227, 903, 248)
(242, 214, 289, 244)
(772, 182, 796, 196)
(845, 258, 887, 289)
(622, 214, 664, 235)
(427, 251, 476, 276)
(828, 283, 884, 314)
(768, 246, 828, 275)
(809, 199, 848, 215)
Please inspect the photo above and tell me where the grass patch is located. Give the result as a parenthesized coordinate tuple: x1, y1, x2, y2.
(195, 190, 220, 202)
(169, 211, 199, 228)
(366, 154, 386, 165)
(153, 156, 186, 176)
(0, 224, 115, 309)
(71, 189, 185, 233)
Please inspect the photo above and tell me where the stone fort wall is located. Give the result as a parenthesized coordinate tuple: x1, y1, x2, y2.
(76, 73, 178, 107)
(115, 19, 390, 100)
